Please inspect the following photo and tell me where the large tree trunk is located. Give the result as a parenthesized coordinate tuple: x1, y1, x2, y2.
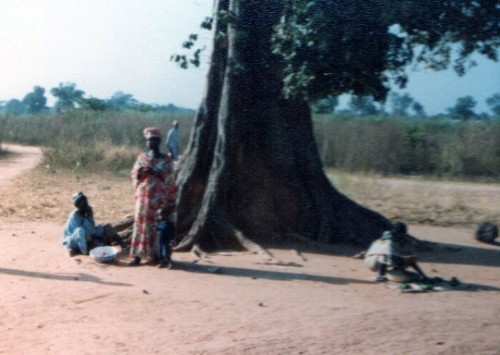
(175, 0, 391, 252)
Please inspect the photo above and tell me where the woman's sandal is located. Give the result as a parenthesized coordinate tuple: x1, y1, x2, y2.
(157, 258, 172, 269)
(145, 257, 160, 266)
(128, 256, 141, 266)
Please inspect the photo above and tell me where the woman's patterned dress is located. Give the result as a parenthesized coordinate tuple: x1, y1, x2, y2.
(130, 152, 176, 259)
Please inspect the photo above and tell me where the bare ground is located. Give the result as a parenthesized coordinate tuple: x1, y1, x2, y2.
(0, 144, 499, 355)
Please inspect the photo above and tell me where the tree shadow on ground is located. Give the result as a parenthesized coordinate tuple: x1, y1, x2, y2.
(174, 261, 372, 285)
(277, 239, 500, 269)
(255, 240, 500, 292)
(416, 242, 500, 268)
(0, 267, 132, 286)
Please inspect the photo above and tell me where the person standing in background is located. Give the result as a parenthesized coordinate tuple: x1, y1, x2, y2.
(165, 120, 180, 161)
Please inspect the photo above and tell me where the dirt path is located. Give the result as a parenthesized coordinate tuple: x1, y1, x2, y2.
(0, 144, 43, 186)
(0, 145, 499, 354)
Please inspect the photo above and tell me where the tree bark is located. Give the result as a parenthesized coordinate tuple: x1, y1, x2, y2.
(175, 0, 391, 252)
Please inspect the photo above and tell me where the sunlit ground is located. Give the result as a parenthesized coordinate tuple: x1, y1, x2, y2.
(1, 166, 498, 228)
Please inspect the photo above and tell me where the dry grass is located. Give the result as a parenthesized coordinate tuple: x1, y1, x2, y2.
(327, 169, 500, 226)
(1, 165, 498, 228)
(0, 167, 135, 225)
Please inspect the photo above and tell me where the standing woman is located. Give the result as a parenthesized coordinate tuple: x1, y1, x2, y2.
(129, 127, 176, 266)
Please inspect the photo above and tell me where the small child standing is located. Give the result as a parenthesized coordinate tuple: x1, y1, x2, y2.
(156, 205, 176, 268)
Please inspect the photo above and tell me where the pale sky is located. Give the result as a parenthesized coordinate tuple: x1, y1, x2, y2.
(0, 0, 498, 115)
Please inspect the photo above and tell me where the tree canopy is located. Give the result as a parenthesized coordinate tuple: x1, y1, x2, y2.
(486, 93, 500, 116)
(50, 82, 85, 112)
(5, 99, 25, 115)
(78, 97, 110, 112)
(348, 95, 380, 116)
(178, 1, 499, 106)
(272, 0, 499, 101)
(390, 92, 415, 116)
(22, 86, 47, 114)
(107, 91, 139, 111)
(447, 95, 477, 119)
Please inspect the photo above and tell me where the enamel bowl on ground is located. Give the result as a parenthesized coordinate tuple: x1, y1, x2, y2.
(89, 246, 120, 263)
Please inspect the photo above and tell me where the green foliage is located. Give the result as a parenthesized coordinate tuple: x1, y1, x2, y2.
(182, 34, 198, 49)
(313, 115, 500, 178)
(51, 82, 85, 112)
(2, 109, 498, 177)
(272, 1, 412, 100)
(348, 96, 380, 116)
(412, 102, 426, 117)
(312, 96, 338, 114)
(216, 10, 237, 27)
(390, 92, 414, 117)
(107, 91, 138, 110)
(171, 44, 205, 69)
(79, 97, 110, 111)
(22, 86, 48, 114)
(177, 34, 204, 68)
(200, 16, 213, 30)
(171, 8, 239, 71)
(171, 16, 212, 70)
(399, 125, 435, 173)
(272, 0, 499, 101)
(5, 99, 25, 115)
(486, 92, 500, 116)
(447, 95, 477, 120)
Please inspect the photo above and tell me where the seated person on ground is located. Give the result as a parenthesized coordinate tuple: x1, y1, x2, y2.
(62, 192, 127, 256)
(364, 222, 428, 283)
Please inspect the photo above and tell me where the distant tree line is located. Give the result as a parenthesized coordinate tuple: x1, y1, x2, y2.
(0, 82, 194, 115)
(313, 91, 500, 120)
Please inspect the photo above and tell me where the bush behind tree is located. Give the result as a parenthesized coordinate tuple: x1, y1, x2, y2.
(1, 110, 499, 178)
(313, 115, 500, 178)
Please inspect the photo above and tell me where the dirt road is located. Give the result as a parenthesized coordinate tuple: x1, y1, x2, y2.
(0, 144, 499, 354)
(0, 144, 42, 186)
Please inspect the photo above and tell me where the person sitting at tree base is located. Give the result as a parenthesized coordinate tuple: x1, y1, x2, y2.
(364, 222, 429, 283)
(63, 192, 127, 256)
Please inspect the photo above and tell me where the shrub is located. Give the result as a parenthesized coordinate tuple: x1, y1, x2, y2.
(2, 110, 498, 178)
(314, 115, 500, 178)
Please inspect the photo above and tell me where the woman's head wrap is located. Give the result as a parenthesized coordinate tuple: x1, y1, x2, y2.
(72, 191, 87, 207)
(143, 127, 162, 140)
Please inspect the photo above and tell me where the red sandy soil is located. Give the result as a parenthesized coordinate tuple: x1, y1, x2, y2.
(0, 144, 499, 355)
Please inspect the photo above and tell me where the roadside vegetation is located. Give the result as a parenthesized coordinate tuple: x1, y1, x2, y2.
(1, 109, 499, 179)
(0, 110, 193, 173)
(1, 82, 498, 179)
(314, 114, 500, 179)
